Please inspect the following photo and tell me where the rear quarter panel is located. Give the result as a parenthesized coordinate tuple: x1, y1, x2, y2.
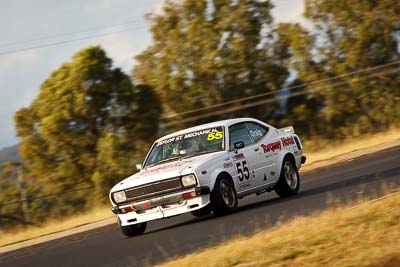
(275, 133, 303, 178)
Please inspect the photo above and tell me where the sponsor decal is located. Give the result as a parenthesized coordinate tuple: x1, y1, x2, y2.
(156, 127, 222, 146)
(140, 161, 185, 176)
(281, 136, 295, 147)
(223, 162, 233, 168)
(233, 153, 245, 161)
(249, 129, 263, 138)
(261, 136, 295, 153)
(261, 141, 281, 153)
(239, 182, 251, 190)
(157, 137, 177, 146)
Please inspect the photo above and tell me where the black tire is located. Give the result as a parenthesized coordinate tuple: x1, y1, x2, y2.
(191, 204, 212, 217)
(118, 218, 147, 237)
(274, 157, 300, 198)
(211, 174, 238, 216)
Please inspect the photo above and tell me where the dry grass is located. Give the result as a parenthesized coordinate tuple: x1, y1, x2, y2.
(0, 206, 112, 247)
(0, 127, 399, 248)
(303, 126, 400, 167)
(158, 191, 400, 267)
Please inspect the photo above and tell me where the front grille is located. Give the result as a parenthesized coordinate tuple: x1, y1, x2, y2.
(125, 177, 183, 202)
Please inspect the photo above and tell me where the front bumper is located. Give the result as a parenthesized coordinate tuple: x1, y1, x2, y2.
(111, 186, 210, 226)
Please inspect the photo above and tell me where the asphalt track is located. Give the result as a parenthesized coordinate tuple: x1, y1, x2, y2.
(1, 146, 399, 267)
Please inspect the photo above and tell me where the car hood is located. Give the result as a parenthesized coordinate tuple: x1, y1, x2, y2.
(110, 151, 226, 192)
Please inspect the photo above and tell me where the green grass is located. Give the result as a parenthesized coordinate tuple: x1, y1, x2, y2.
(157, 191, 400, 267)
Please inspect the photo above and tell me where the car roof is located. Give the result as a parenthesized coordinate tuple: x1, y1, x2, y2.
(156, 117, 268, 142)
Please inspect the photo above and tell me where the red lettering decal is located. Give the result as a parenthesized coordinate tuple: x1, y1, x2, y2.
(281, 136, 294, 147)
(261, 144, 268, 153)
(261, 141, 281, 153)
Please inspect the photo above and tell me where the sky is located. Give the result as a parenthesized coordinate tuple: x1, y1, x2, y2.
(0, 0, 304, 149)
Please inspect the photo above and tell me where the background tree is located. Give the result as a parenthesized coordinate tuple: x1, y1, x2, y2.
(273, 22, 324, 138)
(15, 46, 161, 218)
(302, 0, 400, 137)
(91, 84, 162, 197)
(133, 0, 289, 129)
(0, 162, 24, 228)
(5, 0, 400, 230)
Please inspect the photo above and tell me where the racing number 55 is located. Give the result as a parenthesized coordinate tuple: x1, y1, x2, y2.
(236, 160, 250, 182)
(207, 131, 223, 141)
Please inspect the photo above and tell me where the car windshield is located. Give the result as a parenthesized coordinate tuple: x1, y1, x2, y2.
(144, 127, 224, 167)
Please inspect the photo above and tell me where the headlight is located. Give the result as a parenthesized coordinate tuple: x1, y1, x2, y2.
(113, 191, 127, 204)
(181, 174, 197, 187)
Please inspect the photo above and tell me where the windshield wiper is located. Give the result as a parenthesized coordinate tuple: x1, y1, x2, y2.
(146, 156, 182, 168)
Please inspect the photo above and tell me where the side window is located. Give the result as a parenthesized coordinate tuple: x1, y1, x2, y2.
(229, 123, 254, 150)
(245, 122, 268, 142)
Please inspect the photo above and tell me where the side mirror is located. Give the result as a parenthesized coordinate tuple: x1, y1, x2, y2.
(234, 141, 245, 153)
(136, 163, 142, 171)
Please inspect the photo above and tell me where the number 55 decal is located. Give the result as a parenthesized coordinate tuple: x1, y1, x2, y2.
(207, 131, 223, 141)
(236, 160, 250, 182)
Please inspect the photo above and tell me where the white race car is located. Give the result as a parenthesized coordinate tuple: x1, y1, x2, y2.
(110, 118, 306, 236)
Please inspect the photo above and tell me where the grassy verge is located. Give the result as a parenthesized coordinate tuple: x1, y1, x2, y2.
(158, 191, 400, 267)
(303, 126, 400, 168)
(0, 206, 113, 247)
(0, 127, 399, 248)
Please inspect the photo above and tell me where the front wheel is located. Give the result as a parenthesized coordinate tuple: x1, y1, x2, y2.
(274, 158, 300, 198)
(211, 175, 238, 216)
(118, 218, 147, 237)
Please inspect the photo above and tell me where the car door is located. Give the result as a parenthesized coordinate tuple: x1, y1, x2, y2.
(244, 122, 274, 187)
(228, 123, 262, 192)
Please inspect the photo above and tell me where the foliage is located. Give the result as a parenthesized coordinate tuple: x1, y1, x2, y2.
(3, 0, 400, 231)
(300, 0, 400, 137)
(134, 0, 400, 137)
(133, 0, 289, 128)
(7, 46, 161, 228)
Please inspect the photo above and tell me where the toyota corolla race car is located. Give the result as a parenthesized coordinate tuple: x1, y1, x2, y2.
(110, 118, 306, 237)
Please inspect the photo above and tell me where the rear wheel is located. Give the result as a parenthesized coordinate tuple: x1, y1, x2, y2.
(118, 218, 147, 237)
(211, 174, 238, 215)
(274, 158, 300, 198)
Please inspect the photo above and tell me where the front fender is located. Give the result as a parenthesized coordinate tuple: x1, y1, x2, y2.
(208, 168, 232, 192)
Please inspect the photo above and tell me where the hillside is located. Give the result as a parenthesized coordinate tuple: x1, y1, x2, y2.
(0, 144, 20, 165)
